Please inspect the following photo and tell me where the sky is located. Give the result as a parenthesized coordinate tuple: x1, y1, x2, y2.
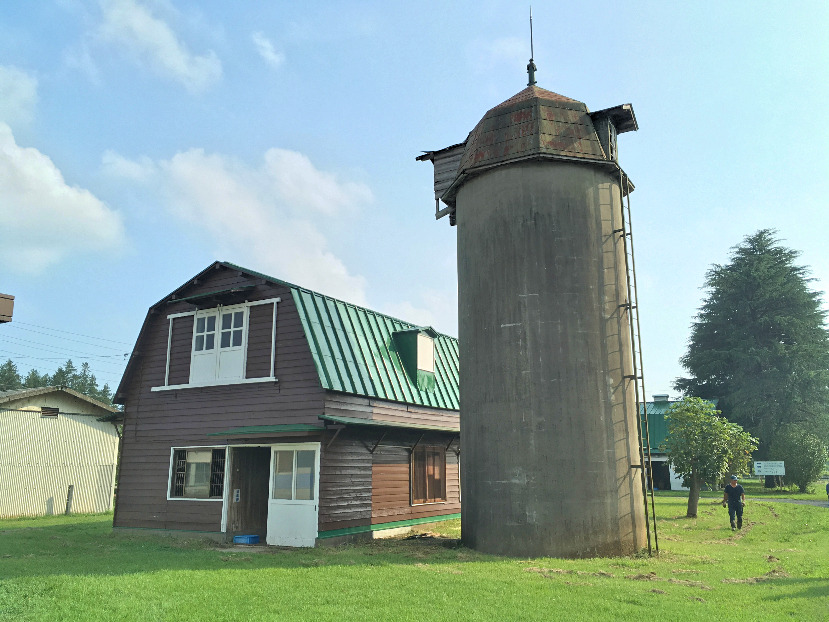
(1, 1, 828, 397)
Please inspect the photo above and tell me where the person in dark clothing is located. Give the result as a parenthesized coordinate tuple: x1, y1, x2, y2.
(722, 475, 745, 530)
(825, 481, 828, 504)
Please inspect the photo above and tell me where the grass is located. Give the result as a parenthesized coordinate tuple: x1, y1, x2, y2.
(1, 495, 827, 622)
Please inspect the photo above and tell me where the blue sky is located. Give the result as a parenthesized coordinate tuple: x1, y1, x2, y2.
(1, 1, 827, 396)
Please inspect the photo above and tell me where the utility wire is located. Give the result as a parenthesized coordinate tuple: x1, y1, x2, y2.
(9, 321, 134, 347)
(0, 336, 129, 366)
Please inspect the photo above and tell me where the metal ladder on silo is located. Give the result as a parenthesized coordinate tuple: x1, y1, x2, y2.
(618, 171, 659, 556)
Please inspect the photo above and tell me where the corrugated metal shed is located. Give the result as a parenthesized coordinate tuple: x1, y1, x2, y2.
(0, 388, 120, 518)
(221, 263, 460, 411)
(641, 399, 671, 451)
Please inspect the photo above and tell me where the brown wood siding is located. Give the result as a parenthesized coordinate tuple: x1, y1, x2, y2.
(317, 428, 372, 533)
(114, 266, 326, 532)
(324, 393, 460, 429)
(246, 302, 275, 379)
(167, 316, 193, 386)
(371, 440, 460, 525)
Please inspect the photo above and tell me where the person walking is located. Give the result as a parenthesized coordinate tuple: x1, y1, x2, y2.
(722, 475, 745, 530)
(825, 480, 828, 504)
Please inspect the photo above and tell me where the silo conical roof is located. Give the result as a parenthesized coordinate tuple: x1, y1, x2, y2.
(456, 85, 607, 177)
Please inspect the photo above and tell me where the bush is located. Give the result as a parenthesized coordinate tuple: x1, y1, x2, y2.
(769, 426, 828, 492)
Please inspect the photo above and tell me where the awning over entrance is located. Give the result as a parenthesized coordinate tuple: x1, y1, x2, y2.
(319, 414, 459, 433)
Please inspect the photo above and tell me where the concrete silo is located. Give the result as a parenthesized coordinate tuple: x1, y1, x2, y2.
(418, 77, 650, 558)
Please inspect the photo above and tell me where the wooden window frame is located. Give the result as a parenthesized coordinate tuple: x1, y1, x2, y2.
(410, 445, 447, 505)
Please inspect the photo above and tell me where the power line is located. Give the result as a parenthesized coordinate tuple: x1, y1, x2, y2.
(0, 335, 129, 366)
(9, 321, 134, 347)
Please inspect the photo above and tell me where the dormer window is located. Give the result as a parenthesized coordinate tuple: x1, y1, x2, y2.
(417, 333, 435, 374)
(393, 327, 438, 392)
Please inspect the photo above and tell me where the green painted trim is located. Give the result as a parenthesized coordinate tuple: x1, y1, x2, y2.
(207, 424, 323, 436)
(317, 513, 461, 539)
(319, 414, 459, 433)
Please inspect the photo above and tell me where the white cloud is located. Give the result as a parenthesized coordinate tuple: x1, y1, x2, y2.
(98, 0, 222, 92)
(252, 32, 285, 70)
(0, 123, 125, 274)
(383, 288, 458, 337)
(263, 149, 372, 216)
(105, 147, 372, 305)
(101, 149, 157, 181)
(0, 66, 38, 126)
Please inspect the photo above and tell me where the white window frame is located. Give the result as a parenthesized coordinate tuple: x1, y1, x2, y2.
(167, 445, 227, 502)
(190, 303, 249, 384)
(153, 297, 280, 391)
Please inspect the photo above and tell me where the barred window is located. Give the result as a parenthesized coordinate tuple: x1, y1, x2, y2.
(170, 448, 226, 499)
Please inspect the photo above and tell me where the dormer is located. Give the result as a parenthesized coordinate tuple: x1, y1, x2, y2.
(392, 327, 438, 392)
(589, 104, 638, 163)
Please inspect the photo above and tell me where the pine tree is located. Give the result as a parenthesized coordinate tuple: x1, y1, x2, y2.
(675, 230, 829, 451)
(23, 368, 51, 388)
(0, 359, 23, 391)
(2, 358, 114, 405)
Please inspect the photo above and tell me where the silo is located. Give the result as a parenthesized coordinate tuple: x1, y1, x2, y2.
(419, 82, 648, 557)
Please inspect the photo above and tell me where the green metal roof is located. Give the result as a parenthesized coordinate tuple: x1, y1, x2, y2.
(640, 400, 671, 451)
(320, 414, 459, 433)
(640, 398, 719, 452)
(221, 263, 460, 411)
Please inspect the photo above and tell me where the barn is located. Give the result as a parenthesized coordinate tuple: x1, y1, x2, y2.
(113, 262, 460, 545)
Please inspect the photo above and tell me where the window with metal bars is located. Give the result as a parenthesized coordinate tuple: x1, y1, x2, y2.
(410, 445, 446, 505)
(170, 448, 226, 499)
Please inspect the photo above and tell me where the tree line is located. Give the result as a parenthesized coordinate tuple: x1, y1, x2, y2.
(0, 358, 114, 405)
(665, 229, 829, 515)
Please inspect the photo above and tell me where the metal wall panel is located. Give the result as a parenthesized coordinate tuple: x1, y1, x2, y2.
(0, 401, 119, 517)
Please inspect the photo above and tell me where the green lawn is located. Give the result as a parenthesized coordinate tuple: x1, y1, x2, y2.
(1, 495, 828, 621)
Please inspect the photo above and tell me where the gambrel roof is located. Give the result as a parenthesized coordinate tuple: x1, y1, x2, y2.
(116, 262, 459, 410)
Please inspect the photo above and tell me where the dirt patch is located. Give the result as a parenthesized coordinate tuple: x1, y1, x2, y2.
(627, 572, 660, 581)
(525, 567, 615, 579)
(721, 568, 791, 584)
(668, 578, 712, 590)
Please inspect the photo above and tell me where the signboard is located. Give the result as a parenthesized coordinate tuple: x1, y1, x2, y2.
(754, 461, 785, 476)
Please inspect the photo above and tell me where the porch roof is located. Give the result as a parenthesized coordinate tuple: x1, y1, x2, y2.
(319, 414, 459, 433)
(206, 424, 323, 436)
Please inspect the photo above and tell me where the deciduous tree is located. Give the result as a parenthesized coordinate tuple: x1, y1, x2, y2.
(663, 397, 758, 517)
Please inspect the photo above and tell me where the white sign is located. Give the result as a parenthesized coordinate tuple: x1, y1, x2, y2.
(754, 461, 785, 476)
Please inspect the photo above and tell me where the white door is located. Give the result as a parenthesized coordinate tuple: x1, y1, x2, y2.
(267, 443, 320, 547)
